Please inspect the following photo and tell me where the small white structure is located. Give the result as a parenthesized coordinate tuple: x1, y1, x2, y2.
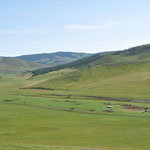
(107, 105, 113, 108)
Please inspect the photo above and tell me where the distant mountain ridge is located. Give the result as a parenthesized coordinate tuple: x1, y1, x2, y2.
(17, 52, 91, 66)
(0, 57, 46, 77)
(0, 51, 91, 77)
(31, 44, 150, 76)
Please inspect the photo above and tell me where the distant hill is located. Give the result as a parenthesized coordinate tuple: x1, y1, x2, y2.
(0, 57, 46, 77)
(17, 52, 91, 66)
(31, 44, 150, 76)
(27, 44, 150, 100)
(28, 61, 150, 100)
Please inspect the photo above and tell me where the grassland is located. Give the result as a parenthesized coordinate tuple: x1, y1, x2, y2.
(0, 67, 150, 150)
(27, 62, 150, 100)
(0, 94, 150, 150)
(2, 44, 150, 149)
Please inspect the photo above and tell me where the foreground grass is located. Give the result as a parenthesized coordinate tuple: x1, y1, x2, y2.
(1, 70, 150, 150)
(0, 143, 72, 150)
(0, 100, 150, 150)
(0, 143, 102, 150)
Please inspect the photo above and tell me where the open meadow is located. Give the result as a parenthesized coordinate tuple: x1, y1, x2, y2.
(0, 70, 150, 150)
(1, 1, 150, 149)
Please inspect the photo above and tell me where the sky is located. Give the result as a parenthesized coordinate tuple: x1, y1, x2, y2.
(0, 0, 150, 56)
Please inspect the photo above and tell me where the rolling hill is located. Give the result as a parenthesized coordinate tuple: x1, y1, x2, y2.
(0, 52, 91, 77)
(31, 44, 150, 76)
(17, 51, 91, 66)
(26, 44, 150, 100)
(27, 61, 150, 100)
(2, 45, 150, 150)
(0, 57, 46, 77)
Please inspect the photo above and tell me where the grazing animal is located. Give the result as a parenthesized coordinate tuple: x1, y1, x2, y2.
(107, 105, 113, 108)
(145, 107, 148, 112)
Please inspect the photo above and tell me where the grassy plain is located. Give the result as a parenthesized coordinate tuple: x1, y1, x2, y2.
(0, 67, 150, 150)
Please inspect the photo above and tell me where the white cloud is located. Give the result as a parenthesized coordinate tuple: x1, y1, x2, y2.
(0, 29, 49, 35)
(65, 21, 136, 30)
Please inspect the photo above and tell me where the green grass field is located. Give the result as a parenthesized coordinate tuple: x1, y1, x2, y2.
(27, 62, 150, 100)
(0, 67, 150, 150)
(0, 96, 150, 150)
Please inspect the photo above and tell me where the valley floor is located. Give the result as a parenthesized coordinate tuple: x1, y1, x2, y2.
(0, 74, 150, 150)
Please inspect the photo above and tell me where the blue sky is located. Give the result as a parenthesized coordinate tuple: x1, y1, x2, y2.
(0, 0, 150, 56)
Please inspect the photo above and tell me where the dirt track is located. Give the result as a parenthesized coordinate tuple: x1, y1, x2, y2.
(123, 105, 145, 110)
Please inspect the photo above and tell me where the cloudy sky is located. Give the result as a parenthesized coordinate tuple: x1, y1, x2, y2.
(0, 0, 150, 56)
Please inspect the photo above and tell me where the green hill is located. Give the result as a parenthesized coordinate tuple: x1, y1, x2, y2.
(2, 45, 150, 150)
(26, 44, 150, 100)
(17, 52, 91, 66)
(27, 61, 150, 100)
(31, 44, 150, 76)
(0, 57, 46, 77)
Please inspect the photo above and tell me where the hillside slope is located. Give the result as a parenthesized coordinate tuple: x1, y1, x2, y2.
(17, 52, 91, 66)
(31, 44, 150, 76)
(0, 57, 46, 77)
(28, 61, 150, 100)
(26, 44, 150, 100)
